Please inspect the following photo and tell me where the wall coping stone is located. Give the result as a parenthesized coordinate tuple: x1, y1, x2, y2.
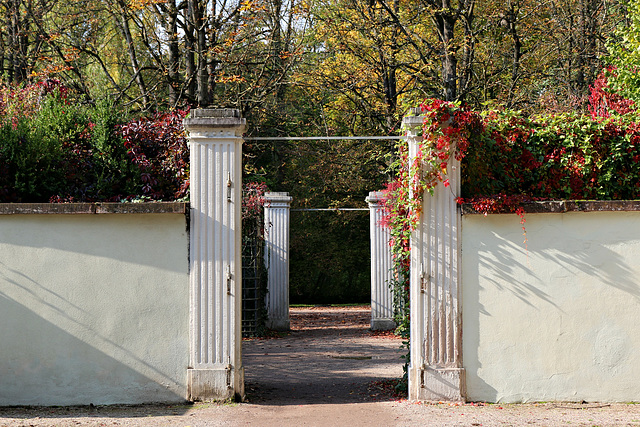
(0, 202, 188, 215)
(461, 200, 640, 215)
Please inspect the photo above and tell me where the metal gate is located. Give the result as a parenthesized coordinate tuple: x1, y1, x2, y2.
(241, 203, 268, 337)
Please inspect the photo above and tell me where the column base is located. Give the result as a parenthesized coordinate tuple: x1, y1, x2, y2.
(187, 367, 245, 402)
(266, 318, 290, 331)
(409, 365, 466, 402)
(370, 318, 396, 331)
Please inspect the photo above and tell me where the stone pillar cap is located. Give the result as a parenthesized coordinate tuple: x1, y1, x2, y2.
(264, 192, 292, 203)
(183, 108, 246, 129)
(366, 190, 386, 205)
(402, 114, 424, 128)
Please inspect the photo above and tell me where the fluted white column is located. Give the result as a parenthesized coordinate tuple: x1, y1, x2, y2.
(405, 115, 465, 402)
(367, 191, 396, 331)
(264, 192, 292, 331)
(184, 109, 245, 401)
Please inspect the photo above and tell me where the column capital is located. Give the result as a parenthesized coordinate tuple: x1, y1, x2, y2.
(366, 191, 386, 207)
(264, 192, 292, 208)
(401, 113, 424, 134)
(183, 108, 246, 139)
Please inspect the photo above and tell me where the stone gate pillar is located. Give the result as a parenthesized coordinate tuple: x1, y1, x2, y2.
(366, 191, 395, 331)
(404, 115, 465, 402)
(264, 192, 292, 331)
(184, 109, 245, 401)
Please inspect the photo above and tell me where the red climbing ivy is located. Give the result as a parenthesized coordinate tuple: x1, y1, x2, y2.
(382, 81, 640, 381)
(589, 68, 636, 119)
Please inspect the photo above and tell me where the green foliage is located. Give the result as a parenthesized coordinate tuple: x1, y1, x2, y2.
(290, 211, 370, 305)
(0, 80, 187, 202)
(463, 111, 640, 203)
(0, 118, 59, 201)
(607, 1, 640, 103)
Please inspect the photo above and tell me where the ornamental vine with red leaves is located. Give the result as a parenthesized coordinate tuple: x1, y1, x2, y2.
(402, 99, 484, 230)
(382, 84, 640, 369)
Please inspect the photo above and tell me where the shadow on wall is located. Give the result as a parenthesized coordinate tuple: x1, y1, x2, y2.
(0, 214, 188, 272)
(0, 213, 190, 406)
(0, 294, 187, 406)
(480, 230, 638, 307)
(462, 212, 640, 403)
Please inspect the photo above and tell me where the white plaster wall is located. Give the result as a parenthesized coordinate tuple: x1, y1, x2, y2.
(462, 211, 640, 403)
(0, 214, 189, 406)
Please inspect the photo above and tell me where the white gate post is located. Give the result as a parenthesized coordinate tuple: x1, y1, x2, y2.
(184, 109, 245, 401)
(405, 115, 465, 401)
(264, 192, 292, 331)
(367, 191, 395, 331)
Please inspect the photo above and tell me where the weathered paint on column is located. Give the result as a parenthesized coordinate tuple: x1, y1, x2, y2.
(264, 192, 292, 331)
(184, 109, 245, 401)
(405, 114, 465, 402)
(367, 191, 396, 331)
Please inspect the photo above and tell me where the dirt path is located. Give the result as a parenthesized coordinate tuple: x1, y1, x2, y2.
(244, 306, 405, 405)
(2, 306, 640, 426)
(238, 306, 405, 426)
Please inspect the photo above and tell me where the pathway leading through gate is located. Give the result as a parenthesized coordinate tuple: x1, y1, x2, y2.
(243, 306, 404, 404)
(262, 197, 395, 333)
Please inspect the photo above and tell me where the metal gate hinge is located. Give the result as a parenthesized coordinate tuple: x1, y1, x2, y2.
(420, 263, 429, 294)
(226, 356, 233, 389)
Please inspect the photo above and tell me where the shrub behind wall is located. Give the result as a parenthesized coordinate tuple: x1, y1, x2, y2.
(0, 80, 188, 203)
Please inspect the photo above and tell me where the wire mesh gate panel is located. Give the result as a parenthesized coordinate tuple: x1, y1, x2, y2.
(241, 212, 268, 337)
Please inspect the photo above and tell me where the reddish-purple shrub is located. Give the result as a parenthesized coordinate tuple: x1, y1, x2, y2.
(119, 108, 190, 200)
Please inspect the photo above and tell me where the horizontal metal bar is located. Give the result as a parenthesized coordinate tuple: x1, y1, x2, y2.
(291, 208, 369, 212)
(244, 136, 406, 141)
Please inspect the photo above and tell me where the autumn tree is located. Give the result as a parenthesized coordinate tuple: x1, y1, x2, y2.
(607, 0, 640, 103)
(0, 0, 60, 84)
(304, 0, 476, 138)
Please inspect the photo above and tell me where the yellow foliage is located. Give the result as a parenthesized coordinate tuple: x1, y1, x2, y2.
(128, 0, 164, 10)
(216, 74, 247, 83)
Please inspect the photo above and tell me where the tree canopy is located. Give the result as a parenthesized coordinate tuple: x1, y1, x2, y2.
(0, 0, 628, 121)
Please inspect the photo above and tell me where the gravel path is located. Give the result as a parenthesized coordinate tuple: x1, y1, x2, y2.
(2, 306, 640, 426)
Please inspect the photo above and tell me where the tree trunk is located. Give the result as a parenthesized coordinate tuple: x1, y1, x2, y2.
(166, 1, 180, 107)
(190, 0, 209, 106)
(115, 0, 150, 109)
(506, 1, 522, 107)
(9, 0, 27, 83)
(437, 11, 458, 101)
